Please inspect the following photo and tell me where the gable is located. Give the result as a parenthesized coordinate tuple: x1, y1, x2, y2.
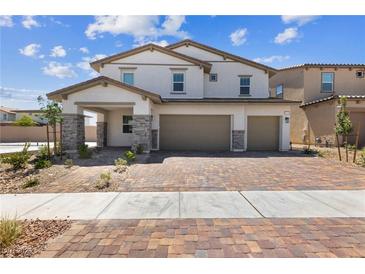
(172, 45, 233, 61)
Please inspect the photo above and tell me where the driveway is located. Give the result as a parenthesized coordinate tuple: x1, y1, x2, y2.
(119, 151, 365, 191)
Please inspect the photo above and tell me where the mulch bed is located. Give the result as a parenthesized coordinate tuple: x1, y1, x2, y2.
(0, 219, 72, 258)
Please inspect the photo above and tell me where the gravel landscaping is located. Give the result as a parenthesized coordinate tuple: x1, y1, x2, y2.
(0, 219, 71, 258)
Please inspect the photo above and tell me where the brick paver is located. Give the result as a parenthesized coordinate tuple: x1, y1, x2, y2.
(38, 218, 365, 258)
(119, 152, 365, 191)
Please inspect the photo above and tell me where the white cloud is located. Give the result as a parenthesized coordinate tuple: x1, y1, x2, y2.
(254, 55, 290, 64)
(19, 43, 41, 57)
(115, 41, 123, 48)
(77, 54, 107, 77)
(42, 62, 76, 79)
(49, 17, 70, 27)
(85, 15, 188, 43)
(79, 47, 89, 54)
(281, 15, 319, 26)
(230, 28, 248, 46)
(0, 16, 13, 27)
(22, 16, 40, 29)
(0, 86, 46, 108)
(50, 45, 67, 57)
(274, 27, 298, 44)
(133, 39, 169, 48)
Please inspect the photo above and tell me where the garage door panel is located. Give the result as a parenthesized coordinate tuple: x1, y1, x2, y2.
(160, 115, 230, 151)
(247, 116, 279, 151)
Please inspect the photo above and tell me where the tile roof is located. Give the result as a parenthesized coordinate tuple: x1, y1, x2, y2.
(279, 63, 365, 71)
(300, 94, 365, 107)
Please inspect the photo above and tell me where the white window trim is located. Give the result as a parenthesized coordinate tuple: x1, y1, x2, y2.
(321, 72, 334, 93)
(209, 73, 218, 82)
(171, 71, 186, 93)
(122, 115, 133, 134)
(239, 75, 251, 95)
(356, 70, 364, 78)
(276, 84, 283, 97)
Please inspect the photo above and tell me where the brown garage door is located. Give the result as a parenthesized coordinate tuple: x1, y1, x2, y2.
(349, 112, 365, 148)
(159, 115, 230, 151)
(247, 116, 279, 151)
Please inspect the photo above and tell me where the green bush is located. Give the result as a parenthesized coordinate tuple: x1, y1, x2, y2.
(14, 115, 37, 126)
(64, 159, 74, 168)
(34, 158, 52, 169)
(1, 143, 30, 169)
(114, 158, 128, 173)
(136, 144, 144, 154)
(78, 144, 92, 159)
(356, 148, 365, 167)
(38, 145, 50, 159)
(22, 177, 40, 188)
(123, 150, 136, 162)
(0, 216, 22, 248)
(95, 171, 111, 189)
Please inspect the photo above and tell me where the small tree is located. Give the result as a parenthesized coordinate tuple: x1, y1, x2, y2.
(37, 96, 63, 157)
(14, 115, 37, 126)
(335, 97, 353, 162)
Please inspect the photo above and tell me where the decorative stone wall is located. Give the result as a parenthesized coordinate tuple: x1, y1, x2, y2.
(151, 129, 158, 150)
(96, 122, 107, 147)
(130, 115, 152, 153)
(232, 130, 245, 150)
(62, 114, 85, 151)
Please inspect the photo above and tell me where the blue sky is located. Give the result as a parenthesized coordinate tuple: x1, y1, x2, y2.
(1, 15, 364, 109)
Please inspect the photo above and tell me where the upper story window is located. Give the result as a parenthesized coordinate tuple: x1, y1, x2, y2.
(122, 72, 134, 86)
(356, 71, 364, 78)
(172, 72, 185, 93)
(321, 72, 334, 93)
(209, 73, 218, 82)
(239, 76, 251, 95)
(276, 84, 283, 97)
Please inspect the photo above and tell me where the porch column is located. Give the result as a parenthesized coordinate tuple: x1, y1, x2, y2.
(232, 112, 245, 151)
(96, 113, 107, 147)
(131, 99, 153, 153)
(62, 113, 85, 152)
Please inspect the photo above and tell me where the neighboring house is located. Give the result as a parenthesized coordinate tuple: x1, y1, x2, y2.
(0, 106, 16, 122)
(270, 64, 365, 147)
(47, 39, 297, 152)
(13, 109, 47, 125)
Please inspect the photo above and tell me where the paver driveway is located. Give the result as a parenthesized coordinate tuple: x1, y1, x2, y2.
(119, 151, 365, 191)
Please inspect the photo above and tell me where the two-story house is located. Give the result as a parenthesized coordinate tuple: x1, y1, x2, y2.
(47, 39, 297, 152)
(0, 107, 16, 122)
(270, 64, 365, 147)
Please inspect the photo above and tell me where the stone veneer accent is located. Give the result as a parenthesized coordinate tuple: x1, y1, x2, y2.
(232, 130, 245, 150)
(62, 114, 85, 151)
(96, 122, 107, 147)
(151, 129, 158, 150)
(130, 115, 152, 153)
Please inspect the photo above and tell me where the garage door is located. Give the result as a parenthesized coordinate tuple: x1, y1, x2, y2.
(159, 115, 230, 151)
(349, 112, 365, 148)
(247, 116, 279, 151)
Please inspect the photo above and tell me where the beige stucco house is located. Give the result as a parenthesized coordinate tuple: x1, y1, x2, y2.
(270, 64, 365, 147)
(0, 107, 16, 122)
(47, 40, 297, 152)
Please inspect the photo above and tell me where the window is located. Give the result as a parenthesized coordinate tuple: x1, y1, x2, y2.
(276, 84, 283, 97)
(122, 73, 134, 86)
(209, 73, 218, 82)
(239, 76, 251, 95)
(321, 72, 334, 92)
(356, 71, 364, 78)
(172, 72, 184, 92)
(122, 115, 133, 133)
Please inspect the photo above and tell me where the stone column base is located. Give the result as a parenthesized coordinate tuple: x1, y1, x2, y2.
(131, 115, 152, 153)
(232, 130, 245, 151)
(97, 122, 107, 147)
(62, 114, 85, 152)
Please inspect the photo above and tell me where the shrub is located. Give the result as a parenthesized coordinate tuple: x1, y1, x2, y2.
(1, 143, 30, 169)
(95, 171, 111, 189)
(0, 217, 22, 248)
(114, 158, 128, 173)
(38, 145, 50, 160)
(123, 150, 136, 163)
(14, 115, 37, 126)
(136, 144, 144, 154)
(303, 148, 317, 155)
(356, 148, 365, 167)
(78, 144, 92, 159)
(22, 177, 40, 188)
(64, 159, 74, 168)
(34, 158, 52, 169)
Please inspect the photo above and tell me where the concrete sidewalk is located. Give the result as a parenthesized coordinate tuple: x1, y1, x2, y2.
(1, 190, 364, 220)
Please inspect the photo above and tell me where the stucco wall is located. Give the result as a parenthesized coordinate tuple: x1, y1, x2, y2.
(107, 108, 133, 147)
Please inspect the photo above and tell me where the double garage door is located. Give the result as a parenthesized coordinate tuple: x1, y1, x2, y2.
(159, 115, 280, 151)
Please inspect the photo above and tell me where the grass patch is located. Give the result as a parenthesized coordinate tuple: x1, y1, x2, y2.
(22, 177, 40, 189)
(0, 217, 22, 249)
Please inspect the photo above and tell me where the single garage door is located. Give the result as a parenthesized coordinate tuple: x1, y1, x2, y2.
(349, 112, 365, 148)
(247, 116, 279, 151)
(160, 115, 230, 151)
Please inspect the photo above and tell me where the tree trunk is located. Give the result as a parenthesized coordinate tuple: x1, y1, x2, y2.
(46, 124, 51, 159)
(345, 135, 348, 162)
(353, 123, 360, 163)
(53, 124, 57, 156)
(336, 132, 342, 161)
